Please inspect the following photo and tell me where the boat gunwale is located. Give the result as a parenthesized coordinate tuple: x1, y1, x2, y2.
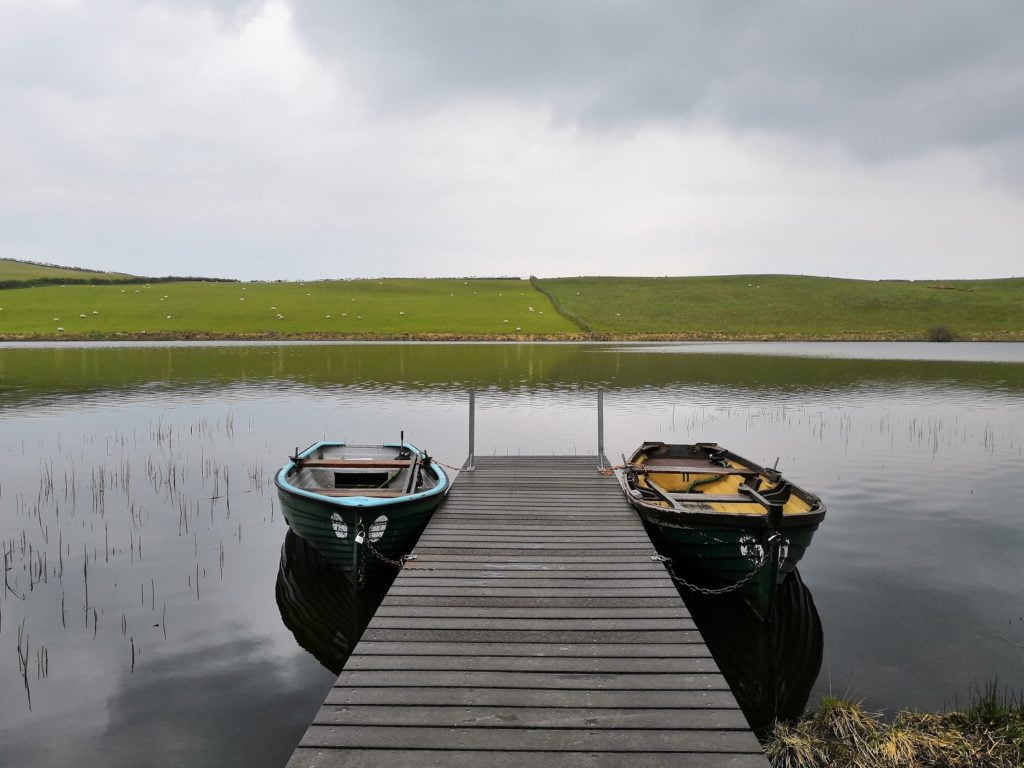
(275, 441, 449, 509)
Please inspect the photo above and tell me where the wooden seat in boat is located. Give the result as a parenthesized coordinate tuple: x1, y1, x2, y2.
(298, 459, 412, 469)
(637, 464, 757, 477)
(314, 488, 408, 498)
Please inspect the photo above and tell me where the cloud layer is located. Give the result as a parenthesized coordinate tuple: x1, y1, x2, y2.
(1, 0, 1021, 279)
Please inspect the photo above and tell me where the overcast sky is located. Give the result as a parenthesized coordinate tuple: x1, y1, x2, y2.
(1, 1, 1022, 280)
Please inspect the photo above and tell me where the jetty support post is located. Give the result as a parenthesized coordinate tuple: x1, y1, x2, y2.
(465, 389, 476, 471)
(597, 389, 605, 470)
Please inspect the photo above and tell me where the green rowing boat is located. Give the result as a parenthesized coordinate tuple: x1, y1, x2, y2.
(275, 441, 448, 584)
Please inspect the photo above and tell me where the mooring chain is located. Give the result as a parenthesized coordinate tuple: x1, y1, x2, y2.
(355, 517, 413, 573)
(652, 533, 781, 596)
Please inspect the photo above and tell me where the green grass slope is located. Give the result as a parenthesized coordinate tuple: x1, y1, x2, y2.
(0, 258, 133, 282)
(538, 275, 1024, 340)
(0, 278, 576, 338)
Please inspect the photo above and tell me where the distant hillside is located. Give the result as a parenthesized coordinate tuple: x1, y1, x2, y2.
(0, 258, 135, 282)
(536, 275, 1024, 340)
(0, 271, 1020, 340)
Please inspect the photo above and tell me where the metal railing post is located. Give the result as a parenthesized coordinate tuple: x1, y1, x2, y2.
(465, 389, 476, 471)
(597, 389, 605, 470)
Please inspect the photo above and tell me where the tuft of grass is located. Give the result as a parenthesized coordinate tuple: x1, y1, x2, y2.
(765, 720, 831, 768)
(766, 687, 1024, 768)
(926, 324, 955, 342)
(811, 696, 883, 749)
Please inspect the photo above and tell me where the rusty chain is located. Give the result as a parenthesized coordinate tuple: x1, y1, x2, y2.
(654, 533, 781, 596)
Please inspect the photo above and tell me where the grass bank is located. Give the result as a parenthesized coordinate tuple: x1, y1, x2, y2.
(537, 275, 1024, 341)
(767, 691, 1024, 768)
(1, 268, 1021, 340)
(0, 258, 135, 282)
(0, 278, 575, 339)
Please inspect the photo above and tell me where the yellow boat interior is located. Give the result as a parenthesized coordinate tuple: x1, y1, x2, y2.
(626, 442, 819, 519)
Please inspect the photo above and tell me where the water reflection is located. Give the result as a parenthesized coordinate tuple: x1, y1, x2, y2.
(683, 570, 823, 738)
(0, 342, 1021, 766)
(275, 531, 393, 674)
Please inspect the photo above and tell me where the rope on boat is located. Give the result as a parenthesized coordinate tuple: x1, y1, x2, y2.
(655, 533, 782, 596)
(432, 458, 465, 472)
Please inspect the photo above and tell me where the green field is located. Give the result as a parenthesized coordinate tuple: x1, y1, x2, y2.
(0, 258, 133, 282)
(0, 268, 1021, 340)
(537, 275, 1024, 340)
(0, 278, 576, 338)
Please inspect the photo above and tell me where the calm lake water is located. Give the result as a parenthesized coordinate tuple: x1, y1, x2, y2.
(1, 342, 1022, 766)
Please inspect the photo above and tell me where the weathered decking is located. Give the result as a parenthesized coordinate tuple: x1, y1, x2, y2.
(286, 455, 766, 767)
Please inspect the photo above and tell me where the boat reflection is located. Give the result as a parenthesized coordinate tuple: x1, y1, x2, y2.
(682, 569, 823, 738)
(275, 530, 395, 674)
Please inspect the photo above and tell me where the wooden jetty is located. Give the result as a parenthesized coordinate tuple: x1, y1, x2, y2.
(286, 455, 766, 767)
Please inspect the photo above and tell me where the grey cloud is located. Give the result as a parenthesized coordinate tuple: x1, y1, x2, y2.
(288, 0, 1024, 159)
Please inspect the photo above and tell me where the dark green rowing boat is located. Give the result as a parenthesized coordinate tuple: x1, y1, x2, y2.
(622, 441, 825, 619)
(275, 441, 449, 584)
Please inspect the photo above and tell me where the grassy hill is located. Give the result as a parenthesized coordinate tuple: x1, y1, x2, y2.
(0, 278, 576, 338)
(536, 275, 1024, 340)
(0, 258, 134, 282)
(0, 271, 1020, 340)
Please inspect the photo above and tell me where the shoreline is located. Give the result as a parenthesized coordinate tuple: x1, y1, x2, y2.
(2, 331, 1024, 342)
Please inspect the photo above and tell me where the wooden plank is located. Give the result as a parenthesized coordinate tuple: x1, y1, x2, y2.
(299, 725, 762, 752)
(372, 605, 685, 618)
(399, 561, 667, 572)
(401, 553, 665, 563)
(313, 705, 750, 729)
(364, 617, 697, 631)
(351, 642, 712, 657)
(379, 595, 687, 608)
(298, 459, 412, 469)
(359, 629, 705, 643)
(332, 671, 729, 690)
(324, 687, 742, 708)
(380, 589, 675, 602)
(287, 749, 768, 768)
(382, 577, 668, 588)
(343, 655, 718, 674)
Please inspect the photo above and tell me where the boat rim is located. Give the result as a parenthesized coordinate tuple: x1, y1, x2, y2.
(274, 441, 449, 508)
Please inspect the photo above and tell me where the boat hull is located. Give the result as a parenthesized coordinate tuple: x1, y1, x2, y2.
(633, 500, 819, 619)
(277, 488, 442, 578)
